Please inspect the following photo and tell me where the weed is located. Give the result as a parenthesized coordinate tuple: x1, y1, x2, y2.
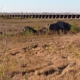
(13, 60, 18, 66)
(5, 49, 11, 55)
(71, 23, 80, 33)
(74, 51, 80, 58)
(23, 28, 34, 36)
(0, 47, 12, 80)
(0, 56, 12, 80)
(24, 74, 28, 80)
(34, 24, 40, 30)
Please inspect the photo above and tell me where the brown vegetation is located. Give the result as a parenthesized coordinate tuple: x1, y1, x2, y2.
(0, 19, 80, 80)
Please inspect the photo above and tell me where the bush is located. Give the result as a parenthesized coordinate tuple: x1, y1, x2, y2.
(23, 28, 34, 36)
(71, 23, 80, 33)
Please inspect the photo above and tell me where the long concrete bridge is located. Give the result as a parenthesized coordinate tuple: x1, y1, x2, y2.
(0, 13, 80, 19)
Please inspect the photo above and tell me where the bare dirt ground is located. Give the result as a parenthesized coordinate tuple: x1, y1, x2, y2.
(0, 19, 80, 80)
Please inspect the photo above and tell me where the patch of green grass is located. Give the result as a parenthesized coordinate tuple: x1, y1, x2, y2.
(71, 23, 80, 33)
(23, 28, 34, 36)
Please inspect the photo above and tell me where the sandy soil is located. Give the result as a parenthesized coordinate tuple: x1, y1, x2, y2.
(0, 19, 80, 80)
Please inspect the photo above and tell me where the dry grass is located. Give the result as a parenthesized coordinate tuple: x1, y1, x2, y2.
(0, 19, 80, 80)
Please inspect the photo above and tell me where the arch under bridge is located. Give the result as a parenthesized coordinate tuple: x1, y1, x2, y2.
(0, 13, 80, 19)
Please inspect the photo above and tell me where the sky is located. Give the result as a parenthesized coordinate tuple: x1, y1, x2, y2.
(0, 0, 80, 13)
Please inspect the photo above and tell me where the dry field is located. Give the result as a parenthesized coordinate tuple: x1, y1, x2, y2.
(0, 19, 80, 80)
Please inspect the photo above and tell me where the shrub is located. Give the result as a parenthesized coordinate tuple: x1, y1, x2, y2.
(71, 23, 80, 33)
(23, 28, 34, 36)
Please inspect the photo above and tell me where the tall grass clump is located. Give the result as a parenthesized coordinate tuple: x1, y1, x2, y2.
(34, 24, 40, 30)
(23, 28, 34, 36)
(71, 23, 80, 33)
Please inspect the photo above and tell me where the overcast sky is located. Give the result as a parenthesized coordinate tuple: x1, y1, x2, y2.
(0, 0, 80, 13)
